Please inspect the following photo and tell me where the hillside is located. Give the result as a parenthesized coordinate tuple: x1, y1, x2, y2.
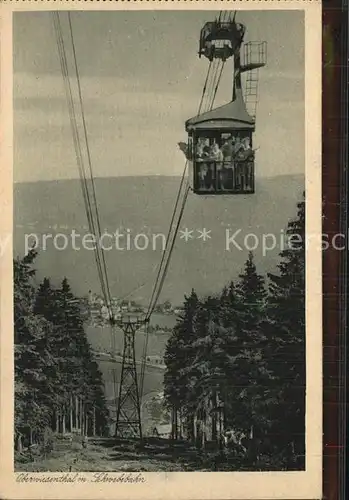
(14, 174, 304, 304)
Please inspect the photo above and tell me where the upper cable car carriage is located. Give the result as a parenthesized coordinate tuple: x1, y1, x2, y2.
(198, 19, 245, 62)
(182, 16, 267, 195)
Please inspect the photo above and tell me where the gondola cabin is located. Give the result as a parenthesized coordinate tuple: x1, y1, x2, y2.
(198, 20, 245, 61)
(185, 98, 256, 195)
(184, 16, 266, 196)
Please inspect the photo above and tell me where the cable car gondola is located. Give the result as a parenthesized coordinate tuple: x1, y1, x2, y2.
(185, 15, 267, 195)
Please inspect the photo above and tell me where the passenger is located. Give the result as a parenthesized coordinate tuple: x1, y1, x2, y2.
(222, 138, 234, 161)
(220, 138, 234, 190)
(234, 161, 242, 191)
(177, 141, 189, 159)
(210, 143, 224, 191)
(211, 142, 223, 161)
(233, 136, 244, 157)
(218, 166, 227, 191)
(242, 137, 252, 152)
(196, 139, 205, 159)
(202, 144, 211, 158)
(244, 138, 256, 162)
(198, 164, 208, 190)
(234, 137, 252, 190)
(205, 142, 223, 190)
(241, 137, 249, 149)
(205, 165, 215, 191)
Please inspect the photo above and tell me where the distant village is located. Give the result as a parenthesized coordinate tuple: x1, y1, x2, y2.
(83, 291, 182, 329)
(81, 291, 180, 368)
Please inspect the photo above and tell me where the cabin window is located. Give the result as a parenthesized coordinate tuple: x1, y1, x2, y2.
(193, 131, 254, 194)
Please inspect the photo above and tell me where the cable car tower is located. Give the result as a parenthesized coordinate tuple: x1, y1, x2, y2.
(112, 313, 149, 440)
(185, 14, 267, 195)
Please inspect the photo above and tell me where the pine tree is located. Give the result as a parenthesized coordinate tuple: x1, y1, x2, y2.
(33, 275, 109, 437)
(219, 281, 238, 328)
(189, 296, 236, 445)
(46, 278, 108, 436)
(161, 196, 305, 471)
(14, 251, 109, 452)
(84, 359, 109, 436)
(164, 289, 199, 439)
(14, 250, 57, 448)
(265, 196, 306, 468)
(228, 253, 270, 439)
(34, 277, 54, 320)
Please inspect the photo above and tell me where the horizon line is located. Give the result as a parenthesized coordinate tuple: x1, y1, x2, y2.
(13, 172, 305, 185)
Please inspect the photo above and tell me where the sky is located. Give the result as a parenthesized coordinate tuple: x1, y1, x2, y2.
(13, 10, 305, 183)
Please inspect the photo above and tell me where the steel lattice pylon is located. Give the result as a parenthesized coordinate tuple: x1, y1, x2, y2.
(114, 316, 146, 439)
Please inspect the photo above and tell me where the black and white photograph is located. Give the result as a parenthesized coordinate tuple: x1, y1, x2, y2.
(0, 3, 322, 499)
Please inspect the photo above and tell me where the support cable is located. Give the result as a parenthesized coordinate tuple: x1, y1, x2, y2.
(202, 59, 219, 113)
(197, 60, 213, 116)
(145, 164, 188, 319)
(210, 60, 226, 111)
(67, 12, 114, 321)
(140, 183, 190, 397)
(52, 13, 110, 310)
(148, 184, 190, 319)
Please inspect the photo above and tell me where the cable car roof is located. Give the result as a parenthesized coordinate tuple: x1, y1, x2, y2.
(186, 94, 255, 132)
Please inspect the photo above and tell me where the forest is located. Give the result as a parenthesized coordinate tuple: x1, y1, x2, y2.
(14, 252, 109, 455)
(14, 195, 305, 472)
(164, 196, 306, 470)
